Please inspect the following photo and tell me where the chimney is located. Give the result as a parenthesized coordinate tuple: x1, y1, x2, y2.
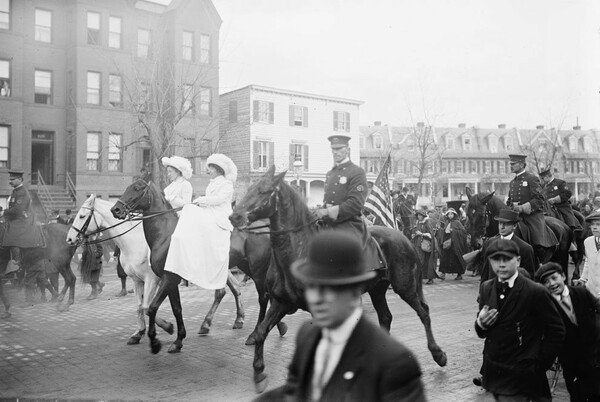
(497, 124, 506, 129)
(374, 121, 381, 126)
(536, 125, 544, 130)
(417, 122, 425, 128)
(458, 123, 466, 128)
(573, 125, 581, 130)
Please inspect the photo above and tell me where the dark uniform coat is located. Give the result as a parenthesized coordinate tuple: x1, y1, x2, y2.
(2, 185, 42, 248)
(543, 178, 581, 230)
(476, 275, 565, 398)
(257, 315, 426, 402)
(479, 234, 538, 281)
(507, 171, 557, 248)
(555, 286, 600, 399)
(323, 160, 384, 270)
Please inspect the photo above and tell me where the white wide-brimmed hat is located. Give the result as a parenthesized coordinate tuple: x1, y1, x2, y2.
(445, 208, 458, 216)
(207, 153, 237, 182)
(162, 156, 193, 180)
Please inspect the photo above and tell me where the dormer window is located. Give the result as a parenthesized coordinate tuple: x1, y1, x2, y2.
(583, 136, 593, 152)
(407, 141, 414, 152)
(504, 136, 513, 151)
(568, 136, 577, 152)
(489, 135, 498, 152)
(463, 135, 472, 151)
(445, 134, 454, 150)
(373, 135, 382, 149)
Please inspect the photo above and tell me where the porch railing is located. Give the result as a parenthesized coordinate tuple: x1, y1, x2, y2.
(65, 171, 77, 203)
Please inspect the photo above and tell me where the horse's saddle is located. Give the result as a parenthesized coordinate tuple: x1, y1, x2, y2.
(0, 221, 47, 248)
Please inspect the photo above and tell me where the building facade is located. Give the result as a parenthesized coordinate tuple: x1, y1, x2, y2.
(220, 85, 363, 207)
(361, 122, 600, 207)
(0, 0, 221, 209)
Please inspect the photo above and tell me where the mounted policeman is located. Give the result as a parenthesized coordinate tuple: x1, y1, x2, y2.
(1, 169, 44, 265)
(315, 134, 385, 270)
(539, 167, 583, 235)
(506, 154, 558, 263)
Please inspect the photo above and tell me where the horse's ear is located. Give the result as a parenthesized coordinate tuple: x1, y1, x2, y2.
(273, 170, 287, 185)
(465, 187, 472, 200)
(481, 192, 494, 204)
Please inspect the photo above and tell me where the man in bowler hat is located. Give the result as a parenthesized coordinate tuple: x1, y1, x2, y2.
(476, 239, 565, 401)
(535, 262, 600, 402)
(477, 209, 538, 281)
(315, 134, 384, 270)
(507, 154, 558, 263)
(255, 231, 425, 402)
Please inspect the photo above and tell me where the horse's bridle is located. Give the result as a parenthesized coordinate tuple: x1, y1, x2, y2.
(113, 178, 153, 217)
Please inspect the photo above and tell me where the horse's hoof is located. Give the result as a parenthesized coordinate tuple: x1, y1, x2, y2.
(168, 343, 182, 353)
(254, 373, 268, 394)
(165, 323, 174, 335)
(434, 350, 448, 367)
(150, 339, 162, 354)
(277, 322, 288, 337)
(245, 334, 256, 346)
(232, 321, 244, 330)
(198, 327, 209, 336)
(127, 335, 142, 345)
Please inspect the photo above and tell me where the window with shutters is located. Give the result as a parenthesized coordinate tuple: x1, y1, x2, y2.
(289, 143, 309, 170)
(333, 111, 350, 132)
(229, 100, 237, 123)
(455, 160, 463, 174)
(87, 132, 101, 171)
(108, 133, 122, 171)
(253, 100, 274, 124)
(35, 9, 52, 43)
(253, 140, 274, 170)
(109, 16, 121, 49)
(34, 70, 52, 104)
(87, 12, 100, 45)
(289, 105, 308, 127)
(0, 125, 9, 167)
(0, 59, 11, 97)
(0, 0, 10, 30)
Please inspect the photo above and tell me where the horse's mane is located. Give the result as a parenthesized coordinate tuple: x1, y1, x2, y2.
(275, 179, 314, 227)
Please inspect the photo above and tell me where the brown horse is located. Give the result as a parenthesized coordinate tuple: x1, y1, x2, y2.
(465, 187, 573, 280)
(229, 166, 447, 393)
(0, 223, 77, 316)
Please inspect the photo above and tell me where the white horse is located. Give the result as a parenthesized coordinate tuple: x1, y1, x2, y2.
(66, 195, 171, 345)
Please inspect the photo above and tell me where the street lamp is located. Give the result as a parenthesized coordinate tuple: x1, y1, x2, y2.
(293, 154, 303, 194)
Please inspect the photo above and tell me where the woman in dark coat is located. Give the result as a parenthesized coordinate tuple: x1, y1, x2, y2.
(437, 208, 468, 280)
(412, 210, 439, 284)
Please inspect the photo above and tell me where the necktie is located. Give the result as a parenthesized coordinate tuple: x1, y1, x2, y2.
(560, 295, 577, 325)
(312, 333, 333, 401)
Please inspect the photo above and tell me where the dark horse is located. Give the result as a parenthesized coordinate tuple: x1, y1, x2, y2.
(0, 223, 77, 316)
(464, 187, 572, 280)
(544, 203, 587, 280)
(229, 166, 447, 393)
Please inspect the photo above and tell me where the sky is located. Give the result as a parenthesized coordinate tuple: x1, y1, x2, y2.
(212, 0, 600, 130)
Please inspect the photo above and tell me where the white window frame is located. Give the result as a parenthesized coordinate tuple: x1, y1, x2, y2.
(257, 141, 270, 169)
(463, 135, 472, 151)
(504, 136, 513, 151)
(35, 9, 52, 43)
(583, 136, 593, 153)
(255, 100, 273, 123)
(182, 31, 193, 61)
(108, 133, 122, 172)
(0, 125, 9, 168)
(569, 136, 577, 152)
(0, 59, 10, 97)
(109, 74, 122, 107)
(291, 105, 306, 127)
(87, 71, 101, 105)
(199, 87, 211, 116)
(489, 135, 498, 152)
(0, 0, 10, 30)
(87, 132, 101, 171)
(34, 69, 52, 104)
(108, 16, 122, 49)
(333, 111, 350, 132)
(199, 34, 210, 63)
(87, 11, 100, 45)
(445, 135, 454, 150)
(373, 135, 383, 150)
(137, 28, 151, 59)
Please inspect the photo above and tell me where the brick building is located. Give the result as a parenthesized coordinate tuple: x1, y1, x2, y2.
(0, 0, 221, 213)
(219, 85, 362, 207)
(361, 122, 600, 207)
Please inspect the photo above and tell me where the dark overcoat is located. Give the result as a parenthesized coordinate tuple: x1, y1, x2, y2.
(544, 178, 581, 229)
(479, 234, 538, 281)
(507, 171, 556, 247)
(2, 185, 42, 247)
(258, 315, 426, 402)
(476, 275, 565, 398)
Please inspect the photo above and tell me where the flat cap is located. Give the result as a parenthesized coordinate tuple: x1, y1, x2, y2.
(585, 211, 600, 222)
(534, 262, 563, 282)
(486, 238, 520, 259)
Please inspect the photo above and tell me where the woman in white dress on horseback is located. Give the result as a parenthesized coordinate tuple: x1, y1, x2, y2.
(164, 154, 237, 290)
(162, 156, 193, 213)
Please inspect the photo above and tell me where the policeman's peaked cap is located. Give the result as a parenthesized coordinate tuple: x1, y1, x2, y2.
(508, 154, 527, 163)
(539, 168, 553, 177)
(327, 135, 351, 148)
(8, 169, 24, 178)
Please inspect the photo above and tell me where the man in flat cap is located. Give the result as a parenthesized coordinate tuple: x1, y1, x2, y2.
(506, 154, 558, 263)
(477, 209, 537, 282)
(2, 170, 41, 264)
(255, 231, 426, 402)
(535, 262, 600, 401)
(476, 238, 565, 401)
(316, 134, 384, 270)
(539, 168, 582, 234)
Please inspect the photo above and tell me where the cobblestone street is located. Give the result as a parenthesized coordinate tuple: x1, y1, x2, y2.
(0, 264, 568, 401)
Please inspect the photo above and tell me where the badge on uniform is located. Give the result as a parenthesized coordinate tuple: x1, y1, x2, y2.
(554, 186, 558, 190)
(339, 176, 347, 184)
(522, 182, 528, 187)
(16, 200, 22, 204)
(357, 185, 364, 192)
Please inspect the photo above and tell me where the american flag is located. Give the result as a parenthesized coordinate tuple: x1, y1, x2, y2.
(364, 155, 397, 229)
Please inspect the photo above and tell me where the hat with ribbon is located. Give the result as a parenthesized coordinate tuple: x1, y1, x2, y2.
(291, 230, 376, 286)
(207, 153, 238, 182)
(162, 156, 193, 180)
